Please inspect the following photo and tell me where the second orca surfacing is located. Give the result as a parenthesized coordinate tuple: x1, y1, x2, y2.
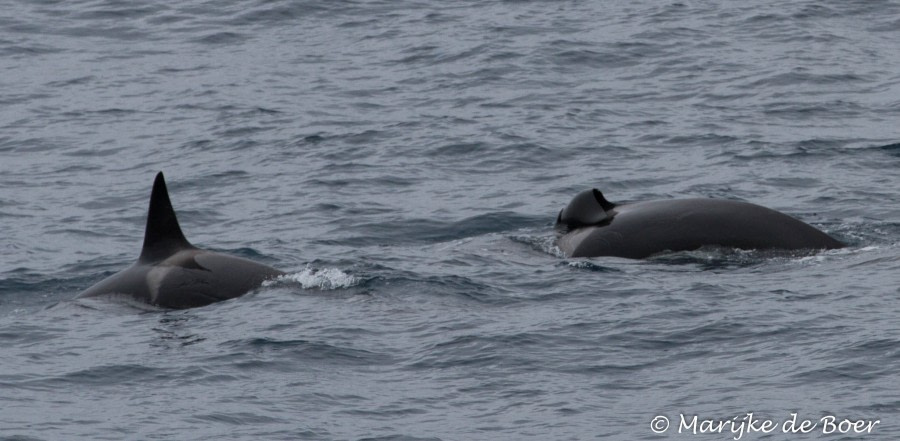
(76, 172, 284, 309)
(556, 189, 845, 259)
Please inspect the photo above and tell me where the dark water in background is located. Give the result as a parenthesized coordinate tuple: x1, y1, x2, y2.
(2, 0, 899, 439)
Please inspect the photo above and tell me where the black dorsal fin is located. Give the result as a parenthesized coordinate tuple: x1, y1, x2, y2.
(556, 188, 616, 231)
(139, 172, 193, 262)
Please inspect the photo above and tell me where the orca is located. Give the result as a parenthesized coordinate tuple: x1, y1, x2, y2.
(556, 189, 845, 259)
(76, 172, 284, 309)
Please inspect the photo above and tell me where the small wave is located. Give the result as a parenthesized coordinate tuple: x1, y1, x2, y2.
(562, 260, 620, 272)
(508, 233, 564, 258)
(878, 142, 900, 157)
(329, 212, 542, 247)
(193, 32, 248, 45)
(190, 411, 286, 425)
(646, 246, 835, 269)
(263, 266, 359, 290)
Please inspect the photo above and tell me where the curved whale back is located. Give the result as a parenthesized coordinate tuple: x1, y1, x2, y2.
(140, 172, 195, 262)
(556, 189, 845, 259)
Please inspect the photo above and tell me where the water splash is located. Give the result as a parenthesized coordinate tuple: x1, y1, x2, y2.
(509, 233, 565, 258)
(263, 266, 359, 290)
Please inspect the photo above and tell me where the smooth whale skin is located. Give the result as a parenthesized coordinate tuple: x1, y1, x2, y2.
(76, 172, 284, 309)
(556, 189, 845, 259)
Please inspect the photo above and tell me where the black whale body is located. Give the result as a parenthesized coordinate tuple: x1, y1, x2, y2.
(556, 189, 844, 259)
(76, 172, 284, 309)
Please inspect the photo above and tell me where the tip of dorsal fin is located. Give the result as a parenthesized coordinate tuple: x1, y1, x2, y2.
(593, 189, 616, 211)
(139, 172, 193, 262)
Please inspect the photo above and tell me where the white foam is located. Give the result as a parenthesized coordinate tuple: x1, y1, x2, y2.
(263, 266, 360, 290)
(510, 234, 565, 258)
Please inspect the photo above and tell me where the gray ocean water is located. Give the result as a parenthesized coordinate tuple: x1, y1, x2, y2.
(2, 0, 899, 439)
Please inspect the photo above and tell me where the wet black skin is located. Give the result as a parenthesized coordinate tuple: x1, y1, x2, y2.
(76, 172, 284, 309)
(555, 189, 845, 259)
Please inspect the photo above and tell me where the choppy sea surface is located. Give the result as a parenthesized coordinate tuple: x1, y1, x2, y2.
(2, 0, 899, 439)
